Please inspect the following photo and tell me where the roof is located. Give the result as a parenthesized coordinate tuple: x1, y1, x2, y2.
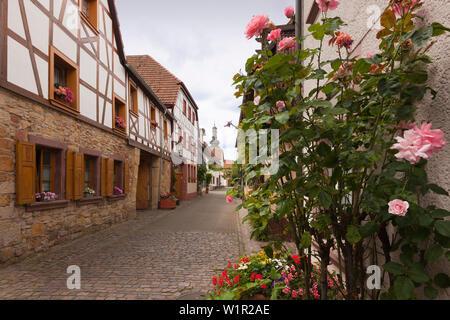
(127, 55, 199, 112)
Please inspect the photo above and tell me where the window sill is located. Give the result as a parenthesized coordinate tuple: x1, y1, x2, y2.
(113, 127, 127, 136)
(50, 98, 79, 115)
(76, 196, 103, 207)
(26, 200, 70, 212)
(107, 194, 127, 202)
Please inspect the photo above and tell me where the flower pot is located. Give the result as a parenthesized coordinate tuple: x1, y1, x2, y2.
(160, 198, 176, 209)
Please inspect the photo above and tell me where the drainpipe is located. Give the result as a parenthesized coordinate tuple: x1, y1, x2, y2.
(158, 112, 163, 206)
(295, 0, 304, 53)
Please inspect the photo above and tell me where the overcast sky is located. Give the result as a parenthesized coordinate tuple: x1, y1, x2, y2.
(116, 0, 294, 160)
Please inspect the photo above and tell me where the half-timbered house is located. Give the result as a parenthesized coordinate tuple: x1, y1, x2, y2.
(128, 55, 200, 201)
(0, 0, 173, 265)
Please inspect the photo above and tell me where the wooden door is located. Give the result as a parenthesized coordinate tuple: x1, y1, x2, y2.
(174, 172, 183, 199)
(136, 158, 150, 209)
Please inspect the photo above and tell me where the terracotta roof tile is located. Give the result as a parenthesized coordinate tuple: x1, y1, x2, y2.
(127, 55, 182, 106)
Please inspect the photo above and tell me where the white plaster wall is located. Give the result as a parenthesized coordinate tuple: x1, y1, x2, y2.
(7, 37, 37, 94)
(80, 49, 97, 88)
(114, 79, 125, 100)
(53, 24, 77, 63)
(80, 84, 97, 121)
(35, 54, 48, 99)
(8, 0, 25, 39)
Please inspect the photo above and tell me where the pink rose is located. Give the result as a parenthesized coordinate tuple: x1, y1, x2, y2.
(267, 28, 282, 42)
(285, 6, 294, 19)
(366, 53, 374, 58)
(334, 32, 354, 49)
(278, 37, 296, 51)
(315, 0, 340, 12)
(245, 14, 270, 39)
(254, 96, 261, 106)
(391, 129, 432, 164)
(276, 101, 286, 112)
(226, 196, 233, 203)
(413, 123, 446, 156)
(388, 200, 409, 217)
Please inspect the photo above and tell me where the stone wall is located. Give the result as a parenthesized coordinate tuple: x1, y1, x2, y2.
(302, 0, 450, 299)
(0, 87, 139, 266)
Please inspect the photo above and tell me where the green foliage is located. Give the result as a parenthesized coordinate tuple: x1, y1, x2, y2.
(228, 3, 450, 301)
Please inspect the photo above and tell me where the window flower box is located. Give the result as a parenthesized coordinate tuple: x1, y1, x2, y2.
(54, 84, 74, 104)
(35, 192, 57, 202)
(114, 186, 123, 195)
(84, 187, 96, 198)
(150, 120, 159, 130)
(160, 192, 177, 209)
(115, 116, 125, 130)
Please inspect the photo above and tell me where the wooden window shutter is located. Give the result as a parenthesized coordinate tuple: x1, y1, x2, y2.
(101, 157, 107, 196)
(16, 141, 36, 205)
(73, 152, 84, 200)
(106, 158, 114, 196)
(124, 162, 130, 194)
(66, 150, 74, 200)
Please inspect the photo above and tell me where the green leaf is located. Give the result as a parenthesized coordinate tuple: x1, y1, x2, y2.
(411, 27, 433, 47)
(275, 111, 290, 125)
(427, 184, 449, 196)
(255, 115, 272, 125)
(431, 22, 450, 37)
(393, 276, 415, 300)
(308, 23, 325, 40)
(434, 273, 450, 289)
(359, 222, 379, 238)
(318, 191, 332, 209)
(424, 244, 444, 263)
(346, 226, 362, 244)
(407, 263, 430, 284)
(264, 245, 274, 259)
(430, 208, 450, 219)
(324, 107, 349, 115)
(424, 285, 438, 300)
(353, 59, 371, 77)
(378, 77, 401, 97)
(435, 220, 450, 237)
(301, 231, 312, 248)
(383, 262, 405, 276)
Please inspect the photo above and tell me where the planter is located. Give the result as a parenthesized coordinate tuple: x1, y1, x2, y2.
(160, 198, 176, 209)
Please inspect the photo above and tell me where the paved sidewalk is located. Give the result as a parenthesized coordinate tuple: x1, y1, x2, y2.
(0, 190, 239, 300)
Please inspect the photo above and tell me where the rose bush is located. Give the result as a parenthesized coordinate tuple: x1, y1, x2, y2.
(230, 0, 450, 300)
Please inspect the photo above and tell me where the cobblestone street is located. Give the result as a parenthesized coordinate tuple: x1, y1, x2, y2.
(0, 190, 240, 300)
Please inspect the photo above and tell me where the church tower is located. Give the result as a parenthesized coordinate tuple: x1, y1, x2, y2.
(210, 123, 220, 148)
